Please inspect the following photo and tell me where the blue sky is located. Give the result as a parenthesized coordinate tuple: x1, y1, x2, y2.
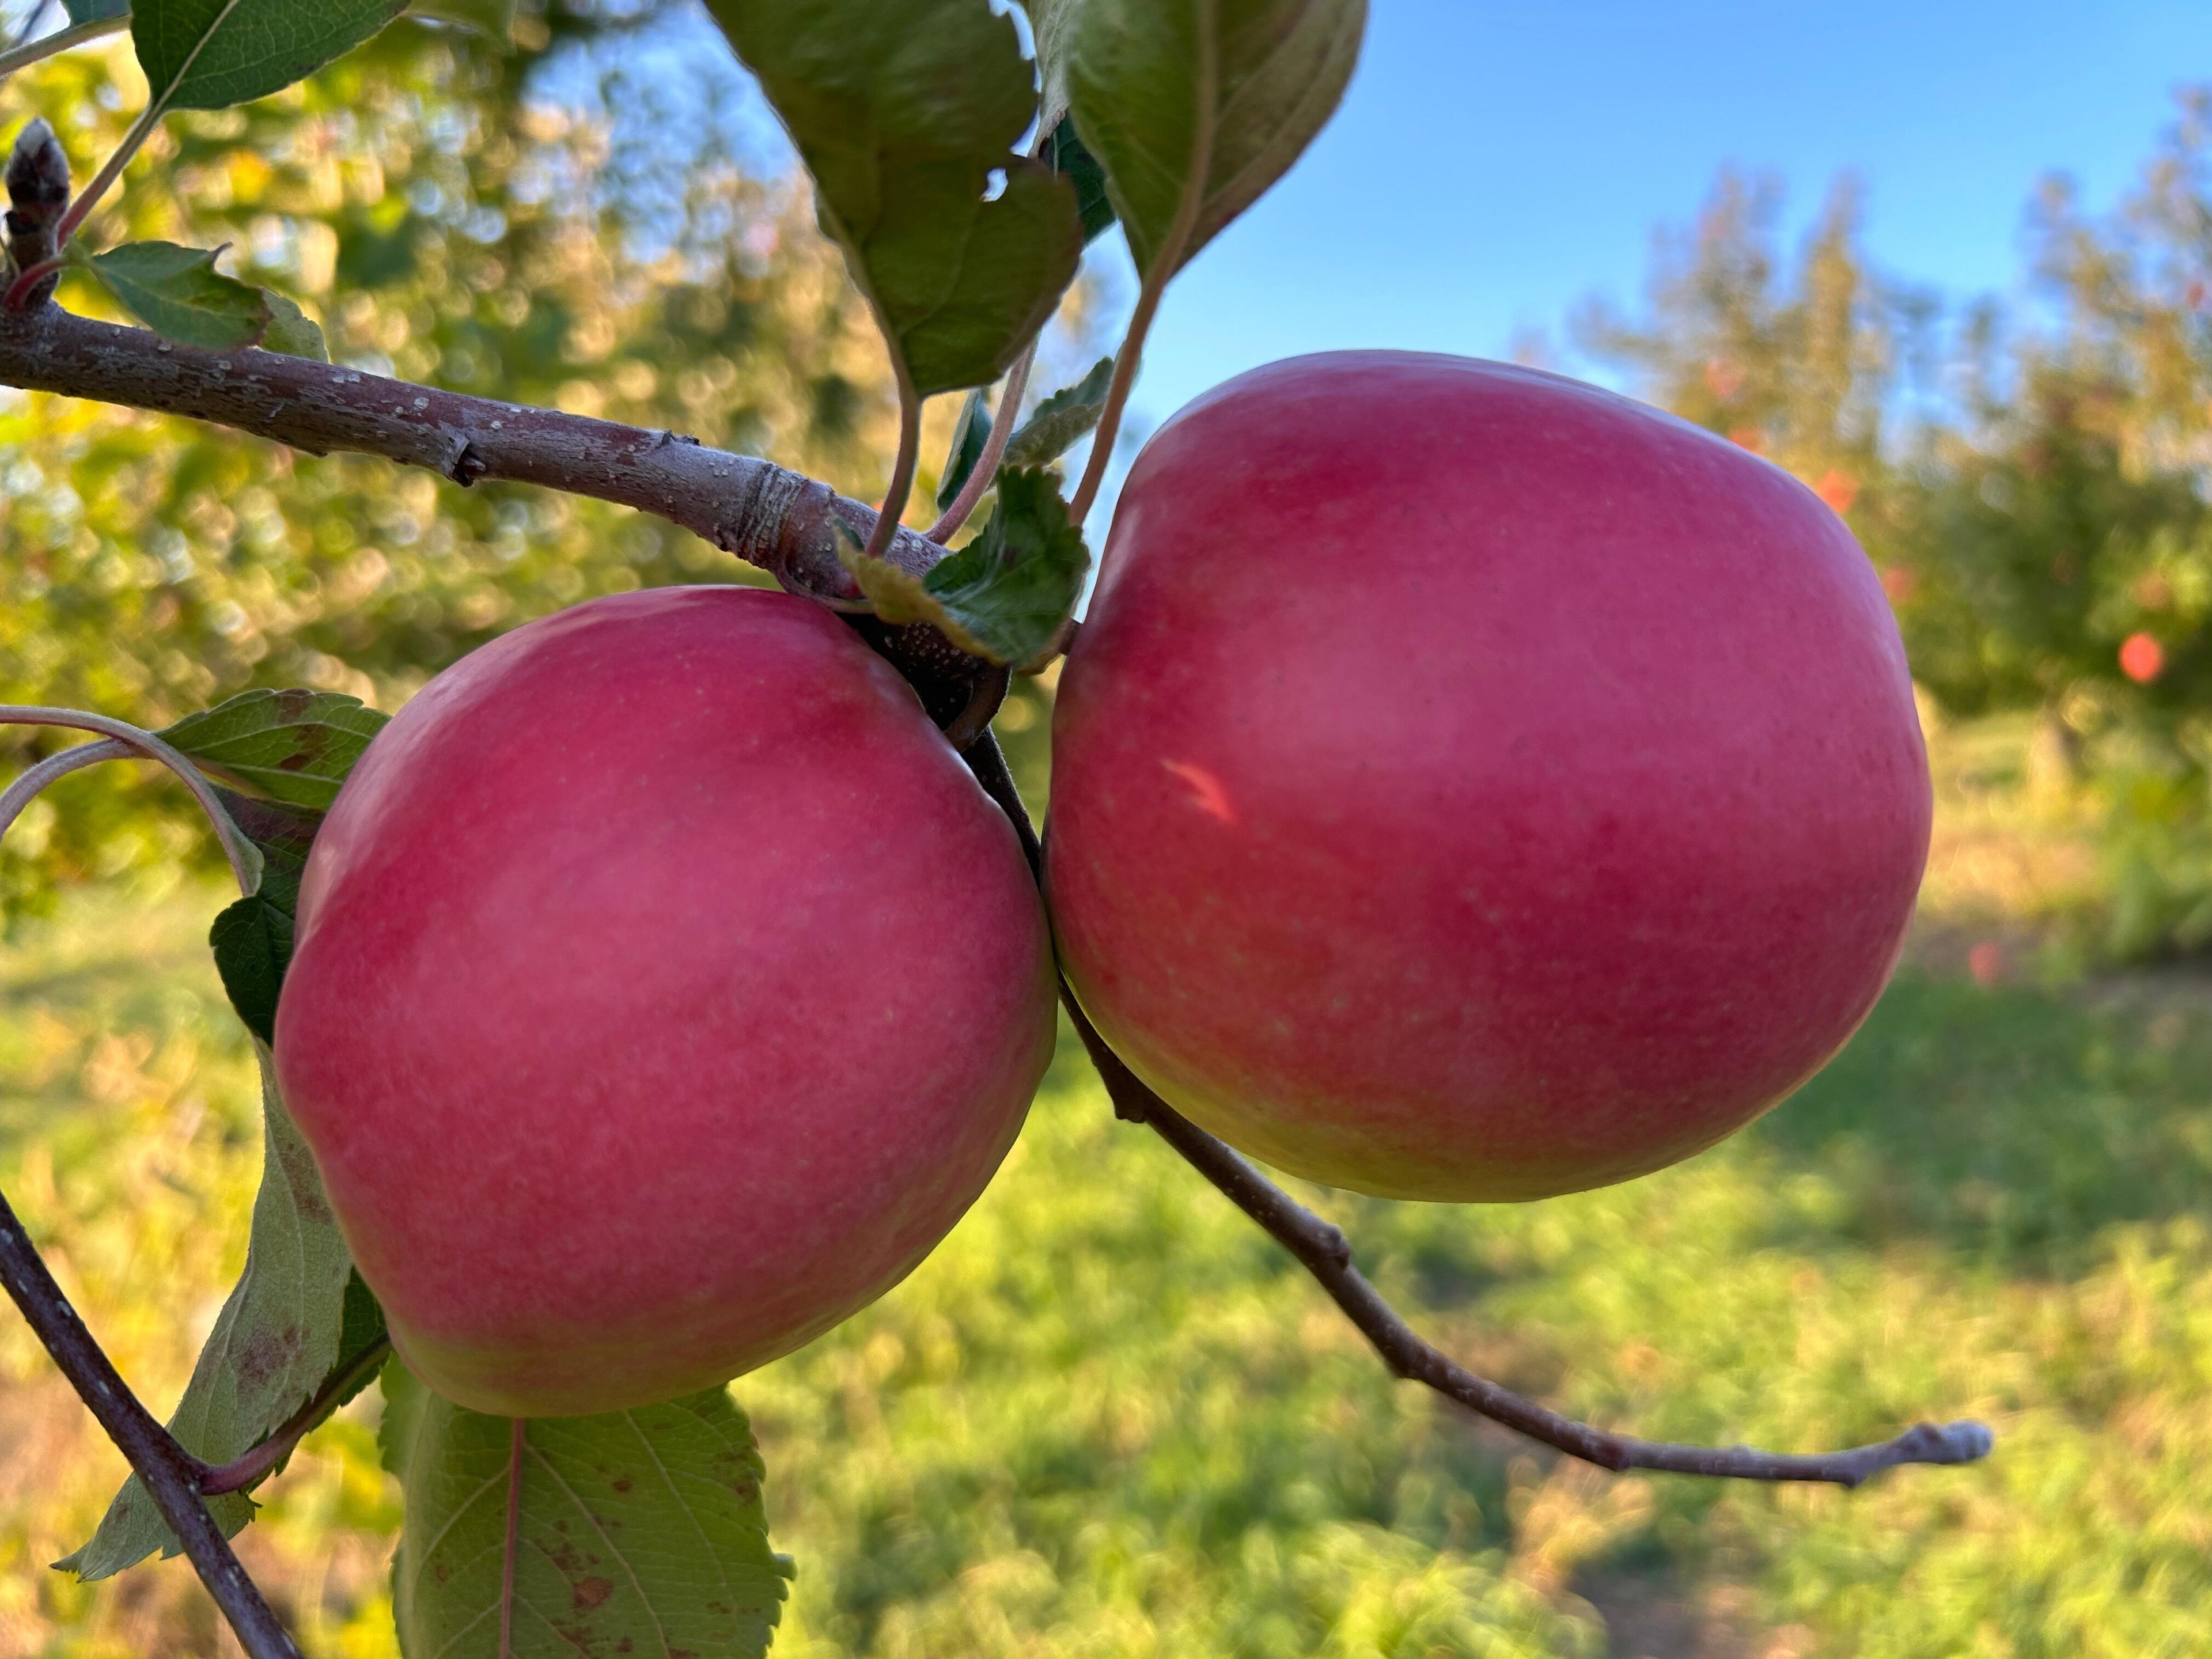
(1131, 0, 2208, 428)
(609, 1, 2206, 515)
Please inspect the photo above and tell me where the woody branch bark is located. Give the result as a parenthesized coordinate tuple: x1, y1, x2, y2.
(0, 1190, 304, 1659)
(0, 304, 994, 708)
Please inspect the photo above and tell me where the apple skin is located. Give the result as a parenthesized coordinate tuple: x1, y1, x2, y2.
(1044, 351, 1930, 1202)
(275, 586, 1055, 1415)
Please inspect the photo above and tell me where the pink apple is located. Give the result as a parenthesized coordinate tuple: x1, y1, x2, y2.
(276, 587, 1055, 1415)
(1045, 352, 1930, 1202)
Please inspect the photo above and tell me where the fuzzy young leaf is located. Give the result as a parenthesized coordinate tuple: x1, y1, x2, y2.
(1047, 118, 1118, 244)
(59, 1046, 357, 1580)
(843, 467, 1088, 666)
(77, 241, 270, 352)
(1034, 0, 1367, 281)
(704, 0, 1082, 396)
(160, 688, 388, 811)
(260, 291, 329, 361)
(132, 0, 407, 113)
(935, 388, 995, 513)
(382, 1364, 791, 1658)
(1006, 355, 1116, 468)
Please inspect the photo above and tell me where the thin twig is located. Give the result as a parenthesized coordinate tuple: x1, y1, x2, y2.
(0, 737, 131, 831)
(42, 0, 251, 261)
(0, 12, 123, 86)
(0, 736, 310, 1654)
(961, 732, 1995, 1488)
(199, 1335, 395, 1497)
(0, 1188, 305, 1658)
(1, 707, 262, 892)
(0, 307, 979, 683)
(925, 337, 1038, 544)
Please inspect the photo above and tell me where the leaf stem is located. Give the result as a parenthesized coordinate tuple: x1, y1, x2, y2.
(0, 737, 131, 836)
(859, 372, 922, 567)
(47, 97, 154, 254)
(198, 1336, 395, 1497)
(961, 731, 1995, 1490)
(1, 253, 59, 310)
(46, 0, 247, 256)
(926, 337, 1039, 544)
(0, 13, 124, 85)
(0, 707, 264, 893)
(1063, 298, 1143, 527)
(1066, 1, 1220, 527)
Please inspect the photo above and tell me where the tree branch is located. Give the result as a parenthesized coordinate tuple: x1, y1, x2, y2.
(0, 304, 995, 699)
(0, 1187, 304, 1658)
(961, 733, 1995, 1489)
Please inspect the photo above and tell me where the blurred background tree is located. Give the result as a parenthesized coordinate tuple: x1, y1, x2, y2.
(1581, 90, 2212, 955)
(2, 1, 911, 916)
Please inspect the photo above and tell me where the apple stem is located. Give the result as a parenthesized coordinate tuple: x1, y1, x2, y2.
(942, 665, 1012, 751)
(963, 731, 1995, 1489)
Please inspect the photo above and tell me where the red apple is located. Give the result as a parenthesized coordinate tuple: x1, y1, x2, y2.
(275, 587, 1055, 1415)
(1045, 352, 1930, 1202)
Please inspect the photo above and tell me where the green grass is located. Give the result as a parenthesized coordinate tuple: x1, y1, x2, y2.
(5, 868, 2212, 1654)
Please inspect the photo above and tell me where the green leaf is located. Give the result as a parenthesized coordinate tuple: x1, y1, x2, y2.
(209, 890, 291, 1044)
(329, 1271, 390, 1410)
(260, 291, 329, 361)
(382, 1363, 791, 1659)
(160, 688, 388, 811)
(68, 0, 499, 39)
(1033, 0, 1367, 281)
(1005, 355, 1116, 468)
(168, 692, 386, 1040)
(203, 789, 317, 1041)
(1047, 117, 1118, 244)
(843, 467, 1089, 667)
(132, 0, 408, 113)
(703, 0, 1082, 397)
(59, 1045, 358, 1580)
(935, 387, 995, 513)
(77, 241, 271, 352)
